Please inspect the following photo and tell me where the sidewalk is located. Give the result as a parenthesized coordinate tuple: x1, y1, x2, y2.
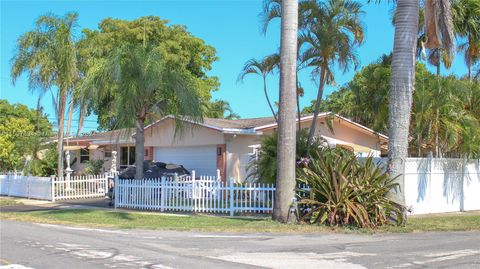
(0, 197, 111, 213)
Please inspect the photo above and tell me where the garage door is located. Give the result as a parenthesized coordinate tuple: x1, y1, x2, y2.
(153, 146, 217, 176)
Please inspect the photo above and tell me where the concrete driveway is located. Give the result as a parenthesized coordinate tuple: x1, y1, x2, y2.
(0, 220, 479, 269)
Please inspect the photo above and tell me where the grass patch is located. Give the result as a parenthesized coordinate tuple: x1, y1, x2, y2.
(0, 197, 23, 206)
(1, 209, 479, 233)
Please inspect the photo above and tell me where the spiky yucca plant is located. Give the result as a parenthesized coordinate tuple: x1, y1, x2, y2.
(297, 148, 403, 228)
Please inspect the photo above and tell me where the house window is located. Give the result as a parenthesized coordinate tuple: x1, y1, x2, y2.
(80, 148, 90, 163)
(104, 146, 112, 158)
(120, 146, 135, 168)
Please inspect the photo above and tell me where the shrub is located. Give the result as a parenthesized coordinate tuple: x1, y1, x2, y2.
(83, 159, 105, 175)
(248, 130, 326, 183)
(297, 148, 403, 228)
(23, 144, 58, 176)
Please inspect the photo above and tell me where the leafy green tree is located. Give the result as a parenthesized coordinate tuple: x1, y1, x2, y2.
(303, 54, 392, 133)
(79, 16, 218, 131)
(0, 100, 53, 172)
(11, 12, 79, 176)
(302, 56, 480, 158)
(82, 43, 204, 179)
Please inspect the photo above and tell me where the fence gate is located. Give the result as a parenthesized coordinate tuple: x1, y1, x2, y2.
(52, 175, 109, 201)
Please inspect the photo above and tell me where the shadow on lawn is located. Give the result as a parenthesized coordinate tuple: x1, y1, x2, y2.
(36, 209, 135, 221)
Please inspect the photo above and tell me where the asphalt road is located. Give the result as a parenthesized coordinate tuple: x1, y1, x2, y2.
(0, 220, 479, 269)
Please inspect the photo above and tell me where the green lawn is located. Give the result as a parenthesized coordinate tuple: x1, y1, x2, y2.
(1, 208, 479, 233)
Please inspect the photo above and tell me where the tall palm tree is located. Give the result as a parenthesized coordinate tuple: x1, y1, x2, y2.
(301, 0, 365, 145)
(274, 0, 298, 223)
(82, 43, 202, 179)
(261, 0, 316, 130)
(11, 12, 79, 176)
(388, 0, 454, 206)
(452, 0, 480, 80)
(238, 56, 279, 122)
(205, 100, 240, 119)
(389, 0, 420, 206)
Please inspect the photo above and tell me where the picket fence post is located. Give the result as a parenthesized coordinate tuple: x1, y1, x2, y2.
(114, 175, 118, 209)
(229, 178, 234, 217)
(50, 175, 56, 202)
(160, 176, 166, 212)
(192, 170, 196, 211)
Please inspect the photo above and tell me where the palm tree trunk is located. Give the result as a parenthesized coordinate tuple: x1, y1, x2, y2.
(296, 72, 301, 130)
(417, 133, 422, 157)
(77, 104, 86, 137)
(307, 66, 326, 145)
(135, 116, 145, 179)
(434, 64, 441, 157)
(434, 108, 440, 157)
(66, 97, 74, 137)
(263, 76, 278, 123)
(468, 62, 472, 81)
(57, 89, 68, 176)
(388, 0, 419, 207)
(273, 0, 298, 223)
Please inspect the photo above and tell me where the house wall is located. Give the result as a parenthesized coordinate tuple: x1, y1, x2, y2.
(225, 134, 262, 182)
(144, 118, 225, 147)
(70, 143, 134, 175)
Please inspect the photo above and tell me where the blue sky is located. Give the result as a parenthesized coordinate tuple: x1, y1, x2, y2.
(0, 0, 469, 132)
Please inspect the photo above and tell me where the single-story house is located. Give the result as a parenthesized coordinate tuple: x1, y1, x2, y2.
(65, 112, 388, 181)
(142, 112, 387, 181)
(64, 128, 135, 175)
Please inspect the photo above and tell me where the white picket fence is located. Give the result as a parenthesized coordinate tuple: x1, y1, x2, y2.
(0, 173, 109, 201)
(115, 176, 275, 216)
(52, 175, 108, 201)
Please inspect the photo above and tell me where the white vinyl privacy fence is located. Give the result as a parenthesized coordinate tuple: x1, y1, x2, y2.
(0, 174, 52, 200)
(402, 158, 480, 214)
(0, 173, 109, 201)
(115, 175, 275, 216)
